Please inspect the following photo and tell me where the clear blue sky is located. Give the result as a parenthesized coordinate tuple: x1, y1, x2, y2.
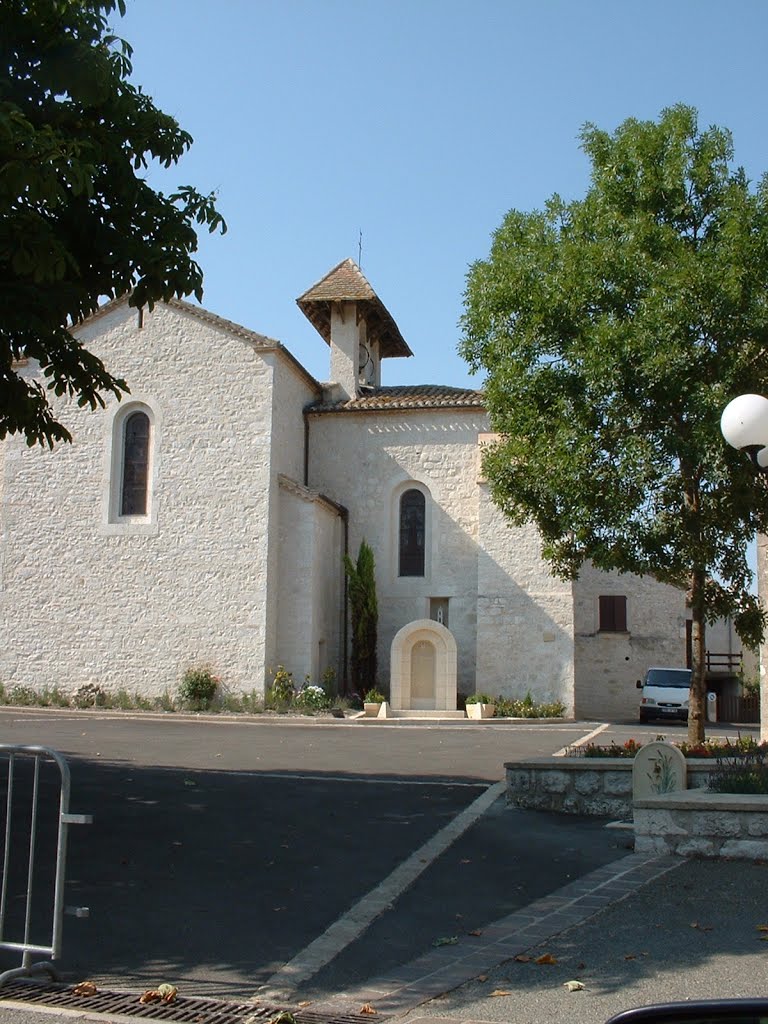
(118, 0, 768, 391)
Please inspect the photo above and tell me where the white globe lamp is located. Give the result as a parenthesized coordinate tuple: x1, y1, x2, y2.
(721, 394, 768, 471)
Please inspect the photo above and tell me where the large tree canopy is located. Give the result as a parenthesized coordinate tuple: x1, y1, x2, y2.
(461, 104, 768, 741)
(0, 0, 226, 447)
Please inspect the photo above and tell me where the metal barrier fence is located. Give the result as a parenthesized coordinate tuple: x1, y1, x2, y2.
(0, 745, 91, 986)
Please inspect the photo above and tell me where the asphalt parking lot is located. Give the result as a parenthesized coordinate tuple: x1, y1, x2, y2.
(0, 711, 757, 1002)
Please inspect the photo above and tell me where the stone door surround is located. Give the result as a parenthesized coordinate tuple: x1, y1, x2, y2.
(390, 619, 457, 711)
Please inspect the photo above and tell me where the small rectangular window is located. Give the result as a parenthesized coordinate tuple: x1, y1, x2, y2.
(599, 595, 627, 633)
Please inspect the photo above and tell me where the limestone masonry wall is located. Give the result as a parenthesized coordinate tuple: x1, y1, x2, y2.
(572, 562, 686, 722)
(506, 759, 715, 818)
(634, 790, 768, 860)
(0, 302, 277, 698)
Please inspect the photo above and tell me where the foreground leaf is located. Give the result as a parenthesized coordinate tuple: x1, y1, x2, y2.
(72, 981, 97, 997)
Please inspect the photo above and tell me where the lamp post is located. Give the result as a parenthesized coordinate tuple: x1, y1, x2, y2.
(721, 393, 768, 741)
(721, 393, 768, 473)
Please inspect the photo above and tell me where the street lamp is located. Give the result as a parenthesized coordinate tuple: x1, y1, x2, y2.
(720, 393, 768, 472)
(721, 393, 768, 742)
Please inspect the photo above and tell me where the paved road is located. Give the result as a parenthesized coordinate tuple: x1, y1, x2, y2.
(0, 711, 757, 1010)
(0, 709, 596, 779)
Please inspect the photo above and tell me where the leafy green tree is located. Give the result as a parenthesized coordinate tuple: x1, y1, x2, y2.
(344, 540, 378, 696)
(0, 0, 226, 448)
(461, 105, 768, 743)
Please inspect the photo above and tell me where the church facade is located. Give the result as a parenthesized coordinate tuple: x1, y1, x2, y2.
(0, 260, 689, 719)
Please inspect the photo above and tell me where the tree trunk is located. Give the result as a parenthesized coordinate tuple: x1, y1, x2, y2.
(688, 568, 708, 744)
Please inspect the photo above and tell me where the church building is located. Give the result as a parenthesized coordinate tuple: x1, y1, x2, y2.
(0, 260, 690, 719)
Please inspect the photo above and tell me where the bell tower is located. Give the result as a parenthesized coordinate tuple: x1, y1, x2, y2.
(297, 258, 412, 400)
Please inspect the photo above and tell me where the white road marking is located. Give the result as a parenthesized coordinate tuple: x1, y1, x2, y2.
(259, 779, 507, 999)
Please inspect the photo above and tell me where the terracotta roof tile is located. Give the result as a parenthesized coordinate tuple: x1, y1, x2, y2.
(297, 258, 377, 303)
(307, 384, 485, 414)
(297, 258, 412, 359)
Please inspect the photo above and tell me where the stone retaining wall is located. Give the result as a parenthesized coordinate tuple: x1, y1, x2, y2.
(505, 758, 715, 817)
(634, 789, 768, 860)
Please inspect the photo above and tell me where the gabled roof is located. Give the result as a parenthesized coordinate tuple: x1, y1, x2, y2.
(296, 258, 413, 359)
(307, 384, 485, 414)
(74, 293, 322, 393)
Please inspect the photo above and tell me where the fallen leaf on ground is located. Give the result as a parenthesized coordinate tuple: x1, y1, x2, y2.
(183, 779, 196, 787)
(433, 936, 459, 947)
(577, 962, 586, 970)
(514, 955, 532, 963)
(139, 984, 178, 1005)
(477, 975, 488, 982)
(73, 982, 98, 997)
(624, 954, 637, 961)
(490, 990, 511, 997)
(297, 1002, 312, 1008)
(757, 925, 768, 932)
(535, 953, 558, 965)
(564, 980, 585, 992)
(467, 929, 483, 936)
(268, 1013, 296, 1024)
(360, 1004, 376, 1015)
(690, 922, 713, 932)
(460, 859, 471, 864)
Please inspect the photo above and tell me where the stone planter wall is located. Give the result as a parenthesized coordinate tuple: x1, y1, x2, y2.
(634, 789, 768, 860)
(505, 758, 716, 817)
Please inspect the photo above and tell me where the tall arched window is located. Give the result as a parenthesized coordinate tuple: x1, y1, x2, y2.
(121, 411, 151, 516)
(399, 489, 425, 577)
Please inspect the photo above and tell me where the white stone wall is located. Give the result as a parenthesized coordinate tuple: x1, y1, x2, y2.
(634, 790, 768, 860)
(573, 563, 686, 721)
(275, 478, 343, 689)
(307, 408, 578, 702)
(263, 351, 322, 672)
(0, 301, 278, 700)
(308, 409, 488, 694)
(476, 481, 575, 711)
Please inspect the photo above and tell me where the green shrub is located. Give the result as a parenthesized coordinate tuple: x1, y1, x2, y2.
(495, 692, 565, 718)
(295, 683, 330, 711)
(363, 688, 386, 704)
(39, 686, 70, 708)
(178, 667, 218, 711)
(266, 666, 295, 709)
(154, 690, 176, 713)
(321, 667, 337, 695)
(466, 692, 493, 705)
(708, 740, 768, 794)
(10, 685, 38, 706)
(73, 683, 109, 708)
(240, 690, 265, 714)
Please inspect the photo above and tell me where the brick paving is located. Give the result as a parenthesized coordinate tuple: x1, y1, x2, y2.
(311, 853, 681, 1018)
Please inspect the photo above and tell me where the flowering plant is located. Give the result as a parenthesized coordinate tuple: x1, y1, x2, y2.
(295, 684, 329, 711)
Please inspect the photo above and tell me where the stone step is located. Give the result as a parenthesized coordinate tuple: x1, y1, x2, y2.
(381, 708, 467, 719)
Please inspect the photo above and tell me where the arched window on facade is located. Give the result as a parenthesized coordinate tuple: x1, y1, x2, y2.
(121, 411, 151, 516)
(399, 488, 426, 577)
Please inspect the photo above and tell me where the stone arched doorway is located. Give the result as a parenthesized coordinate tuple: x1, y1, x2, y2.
(390, 619, 457, 711)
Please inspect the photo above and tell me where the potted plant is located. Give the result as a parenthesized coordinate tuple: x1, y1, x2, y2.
(363, 688, 386, 717)
(465, 692, 496, 719)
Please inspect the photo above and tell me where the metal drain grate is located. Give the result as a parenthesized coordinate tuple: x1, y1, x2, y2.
(0, 979, 382, 1024)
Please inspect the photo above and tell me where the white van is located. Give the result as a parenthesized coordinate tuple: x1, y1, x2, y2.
(636, 667, 691, 723)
